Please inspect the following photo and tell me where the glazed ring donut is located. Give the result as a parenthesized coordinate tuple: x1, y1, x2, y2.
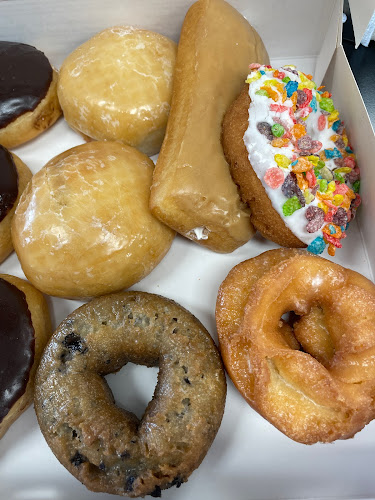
(216, 249, 375, 444)
(222, 64, 361, 256)
(0, 274, 51, 439)
(0, 41, 61, 148)
(35, 291, 226, 497)
(0, 146, 32, 263)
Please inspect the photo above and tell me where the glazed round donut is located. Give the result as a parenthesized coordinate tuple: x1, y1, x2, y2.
(0, 274, 51, 439)
(216, 249, 375, 444)
(222, 64, 361, 257)
(0, 41, 61, 148)
(58, 26, 177, 156)
(0, 145, 32, 263)
(12, 141, 174, 298)
(35, 291, 226, 497)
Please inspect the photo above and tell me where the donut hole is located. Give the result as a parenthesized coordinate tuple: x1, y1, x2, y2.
(279, 311, 301, 350)
(105, 363, 159, 420)
(281, 306, 335, 367)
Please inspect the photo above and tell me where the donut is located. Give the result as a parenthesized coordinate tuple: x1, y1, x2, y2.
(12, 141, 174, 299)
(58, 27, 177, 156)
(0, 145, 32, 263)
(150, 0, 269, 253)
(0, 274, 51, 439)
(35, 291, 226, 497)
(0, 41, 61, 148)
(216, 249, 375, 444)
(222, 64, 361, 256)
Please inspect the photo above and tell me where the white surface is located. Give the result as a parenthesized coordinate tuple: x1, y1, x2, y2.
(1, 1, 375, 500)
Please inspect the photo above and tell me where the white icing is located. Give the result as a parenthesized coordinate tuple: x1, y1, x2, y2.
(243, 66, 357, 250)
(191, 226, 209, 240)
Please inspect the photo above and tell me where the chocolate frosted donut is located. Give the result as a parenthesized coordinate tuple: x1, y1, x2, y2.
(0, 41, 61, 148)
(0, 145, 32, 263)
(0, 145, 18, 223)
(0, 41, 52, 127)
(35, 291, 226, 497)
(0, 279, 34, 423)
(0, 274, 51, 439)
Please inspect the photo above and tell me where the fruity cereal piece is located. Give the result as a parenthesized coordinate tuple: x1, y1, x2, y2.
(264, 167, 284, 189)
(274, 154, 291, 169)
(291, 123, 306, 139)
(271, 123, 285, 137)
(282, 196, 301, 216)
(271, 137, 289, 148)
(291, 157, 314, 173)
(318, 114, 327, 131)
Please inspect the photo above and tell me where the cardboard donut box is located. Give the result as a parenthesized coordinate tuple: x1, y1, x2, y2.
(1, 0, 375, 499)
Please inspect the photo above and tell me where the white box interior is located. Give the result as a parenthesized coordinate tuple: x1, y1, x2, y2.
(1, 1, 375, 499)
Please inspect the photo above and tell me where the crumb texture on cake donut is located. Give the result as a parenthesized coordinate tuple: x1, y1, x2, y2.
(216, 249, 375, 444)
(0, 274, 51, 439)
(0, 146, 32, 263)
(12, 141, 174, 298)
(222, 64, 361, 256)
(150, 0, 270, 253)
(58, 26, 177, 156)
(0, 42, 61, 148)
(35, 291, 226, 497)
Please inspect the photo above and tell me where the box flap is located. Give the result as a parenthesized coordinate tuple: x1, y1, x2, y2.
(323, 44, 375, 279)
(348, 0, 375, 48)
(314, 0, 343, 86)
(0, 0, 347, 67)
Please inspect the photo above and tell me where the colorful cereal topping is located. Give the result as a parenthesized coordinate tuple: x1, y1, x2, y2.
(243, 64, 361, 256)
(264, 167, 284, 189)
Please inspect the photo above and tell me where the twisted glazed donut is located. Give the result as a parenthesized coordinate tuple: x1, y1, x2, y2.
(216, 249, 375, 444)
(35, 291, 226, 497)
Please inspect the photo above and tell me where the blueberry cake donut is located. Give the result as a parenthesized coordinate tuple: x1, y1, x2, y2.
(35, 291, 226, 497)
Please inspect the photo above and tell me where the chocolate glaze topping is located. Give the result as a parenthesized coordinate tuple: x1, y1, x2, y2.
(0, 278, 35, 423)
(0, 41, 53, 128)
(0, 145, 18, 223)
